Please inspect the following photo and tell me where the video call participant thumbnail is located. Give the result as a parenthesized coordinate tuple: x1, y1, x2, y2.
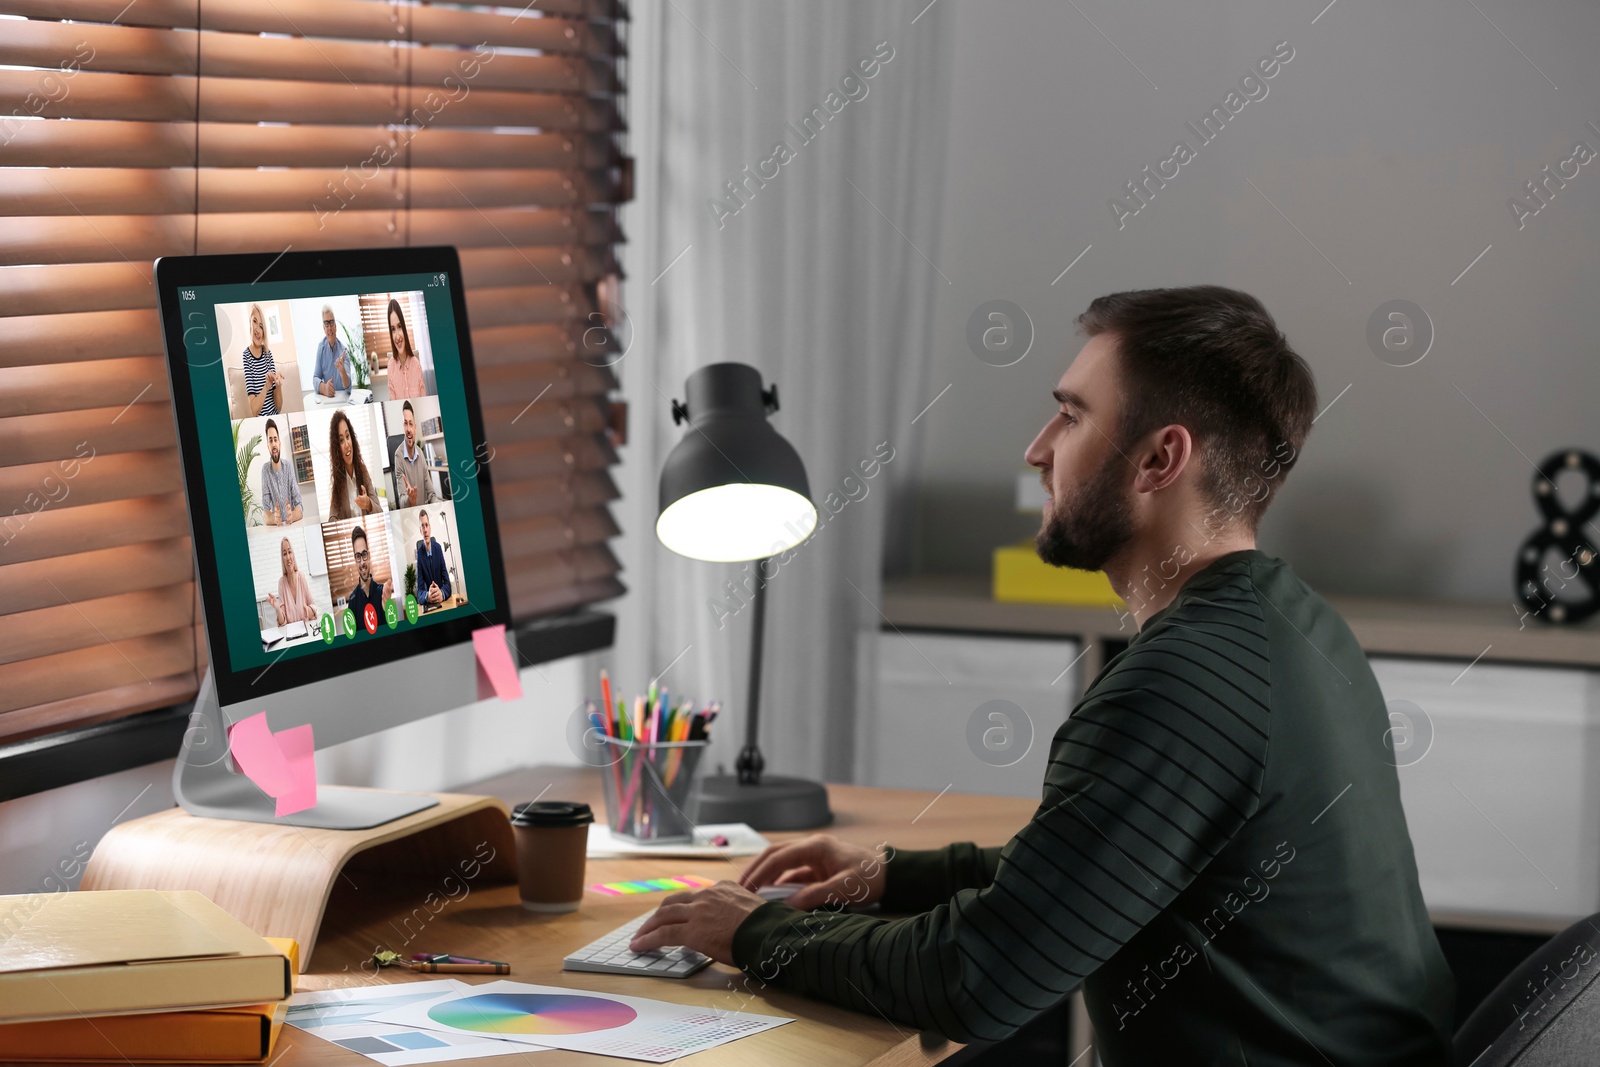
(259, 418, 302, 526)
(415, 508, 451, 609)
(346, 525, 389, 629)
(243, 302, 285, 417)
(328, 409, 380, 520)
(385, 297, 426, 400)
(312, 303, 351, 397)
(392, 400, 436, 508)
(267, 536, 319, 627)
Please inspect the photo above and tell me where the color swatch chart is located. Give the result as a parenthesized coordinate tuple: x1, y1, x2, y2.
(286, 980, 534, 1066)
(429, 991, 635, 1035)
(368, 979, 792, 1063)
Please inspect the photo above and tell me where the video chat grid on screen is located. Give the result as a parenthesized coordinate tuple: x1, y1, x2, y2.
(215, 287, 471, 653)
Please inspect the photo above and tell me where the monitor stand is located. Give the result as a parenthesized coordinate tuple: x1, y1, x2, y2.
(86, 667, 516, 970)
(174, 667, 439, 830)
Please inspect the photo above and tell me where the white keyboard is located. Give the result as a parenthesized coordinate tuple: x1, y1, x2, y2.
(562, 912, 711, 979)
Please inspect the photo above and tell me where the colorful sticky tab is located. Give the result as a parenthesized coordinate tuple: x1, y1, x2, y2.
(227, 712, 318, 817)
(473, 624, 522, 701)
(587, 875, 716, 897)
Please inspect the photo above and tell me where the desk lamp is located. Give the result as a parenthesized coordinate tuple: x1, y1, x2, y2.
(657, 362, 832, 830)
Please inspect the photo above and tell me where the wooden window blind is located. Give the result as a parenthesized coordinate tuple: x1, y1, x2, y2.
(0, 0, 629, 744)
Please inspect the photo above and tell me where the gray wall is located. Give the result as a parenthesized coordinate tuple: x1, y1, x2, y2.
(910, 0, 1600, 603)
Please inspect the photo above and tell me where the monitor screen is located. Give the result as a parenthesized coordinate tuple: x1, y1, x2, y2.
(157, 248, 510, 708)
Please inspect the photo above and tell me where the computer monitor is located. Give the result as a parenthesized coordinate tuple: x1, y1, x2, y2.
(155, 246, 513, 829)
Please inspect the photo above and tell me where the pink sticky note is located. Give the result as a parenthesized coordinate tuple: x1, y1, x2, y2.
(228, 712, 318, 818)
(228, 713, 294, 796)
(272, 724, 318, 817)
(473, 624, 522, 701)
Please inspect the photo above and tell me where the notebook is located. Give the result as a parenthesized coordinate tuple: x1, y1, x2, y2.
(0, 891, 293, 1023)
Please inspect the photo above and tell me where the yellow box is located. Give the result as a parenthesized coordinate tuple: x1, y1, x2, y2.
(992, 544, 1124, 606)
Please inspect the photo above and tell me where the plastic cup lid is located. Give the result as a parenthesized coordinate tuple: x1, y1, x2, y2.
(510, 800, 595, 828)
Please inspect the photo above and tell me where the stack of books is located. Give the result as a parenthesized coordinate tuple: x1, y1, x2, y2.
(0, 890, 296, 1063)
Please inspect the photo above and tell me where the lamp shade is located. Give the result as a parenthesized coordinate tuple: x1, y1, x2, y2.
(656, 363, 817, 562)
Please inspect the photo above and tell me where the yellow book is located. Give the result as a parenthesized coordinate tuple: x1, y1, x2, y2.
(0, 940, 297, 1062)
(993, 544, 1125, 606)
(0, 1000, 287, 1063)
(0, 891, 293, 1024)
(0, 938, 297, 1063)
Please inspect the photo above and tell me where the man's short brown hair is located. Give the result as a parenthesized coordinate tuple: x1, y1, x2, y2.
(1076, 285, 1317, 530)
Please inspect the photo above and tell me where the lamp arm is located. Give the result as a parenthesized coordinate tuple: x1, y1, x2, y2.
(736, 557, 769, 786)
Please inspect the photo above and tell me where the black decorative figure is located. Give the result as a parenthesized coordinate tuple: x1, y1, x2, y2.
(1515, 450, 1600, 625)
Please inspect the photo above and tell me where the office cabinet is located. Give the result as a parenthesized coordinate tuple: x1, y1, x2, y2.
(1370, 656, 1600, 922)
(859, 631, 1079, 799)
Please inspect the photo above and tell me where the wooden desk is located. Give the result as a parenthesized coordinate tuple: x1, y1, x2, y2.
(288, 766, 1036, 1067)
(420, 592, 466, 613)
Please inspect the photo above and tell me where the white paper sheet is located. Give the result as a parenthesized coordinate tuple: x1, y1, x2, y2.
(585, 822, 769, 859)
(285, 980, 539, 1065)
(368, 979, 792, 1063)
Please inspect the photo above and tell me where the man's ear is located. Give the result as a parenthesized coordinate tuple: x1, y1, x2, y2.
(1135, 425, 1193, 494)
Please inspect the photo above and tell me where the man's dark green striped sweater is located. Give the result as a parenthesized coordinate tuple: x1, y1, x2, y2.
(731, 549, 1455, 1065)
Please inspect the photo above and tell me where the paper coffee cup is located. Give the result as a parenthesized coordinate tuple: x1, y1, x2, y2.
(510, 800, 593, 913)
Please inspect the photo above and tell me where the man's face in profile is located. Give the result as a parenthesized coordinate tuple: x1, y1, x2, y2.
(1023, 334, 1136, 572)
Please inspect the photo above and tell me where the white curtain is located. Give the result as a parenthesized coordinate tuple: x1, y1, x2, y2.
(611, 0, 952, 784)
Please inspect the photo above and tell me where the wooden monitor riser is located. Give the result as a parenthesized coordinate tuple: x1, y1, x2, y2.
(81, 789, 517, 973)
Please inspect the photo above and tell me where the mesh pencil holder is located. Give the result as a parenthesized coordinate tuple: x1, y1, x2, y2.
(598, 737, 709, 843)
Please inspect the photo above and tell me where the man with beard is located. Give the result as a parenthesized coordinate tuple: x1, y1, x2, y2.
(627, 286, 1455, 1066)
(345, 525, 388, 635)
(392, 400, 437, 508)
(259, 418, 302, 526)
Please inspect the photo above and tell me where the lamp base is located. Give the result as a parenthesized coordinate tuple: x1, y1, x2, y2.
(693, 774, 833, 832)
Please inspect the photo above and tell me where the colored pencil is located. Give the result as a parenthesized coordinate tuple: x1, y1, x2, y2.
(664, 700, 688, 786)
(617, 694, 647, 829)
(591, 692, 626, 820)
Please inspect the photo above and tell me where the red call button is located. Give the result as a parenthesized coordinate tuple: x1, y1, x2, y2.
(363, 603, 379, 635)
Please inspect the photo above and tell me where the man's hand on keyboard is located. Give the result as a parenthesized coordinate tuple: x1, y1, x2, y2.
(628, 880, 766, 965)
(737, 834, 889, 911)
